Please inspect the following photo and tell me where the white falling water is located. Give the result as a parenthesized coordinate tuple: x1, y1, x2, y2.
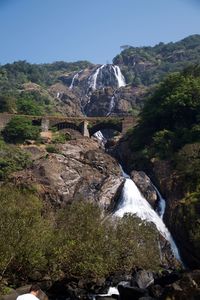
(93, 130, 107, 147)
(96, 287, 119, 297)
(112, 65, 126, 88)
(88, 65, 105, 90)
(106, 95, 115, 116)
(56, 92, 60, 99)
(69, 72, 79, 90)
(115, 171, 181, 261)
(88, 64, 126, 91)
(153, 184, 166, 219)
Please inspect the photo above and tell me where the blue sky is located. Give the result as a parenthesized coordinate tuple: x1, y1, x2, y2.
(0, 0, 199, 65)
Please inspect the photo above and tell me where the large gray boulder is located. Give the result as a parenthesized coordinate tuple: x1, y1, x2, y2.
(130, 171, 158, 208)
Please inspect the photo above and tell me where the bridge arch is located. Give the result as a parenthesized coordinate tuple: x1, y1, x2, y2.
(89, 121, 122, 136)
(52, 121, 82, 134)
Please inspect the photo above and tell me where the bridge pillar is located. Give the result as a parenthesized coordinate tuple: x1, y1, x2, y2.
(80, 121, 90, 137)
(41, 118, 50, 132)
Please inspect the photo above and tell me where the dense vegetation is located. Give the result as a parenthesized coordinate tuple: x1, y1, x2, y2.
(0, 60, 92, 115)
(2, 116, 40, 143)
(130, 65, 200, 175)
(114, 34, 200, 86)
(128, 65, 200, 266)
(0, 139, 31, 180)
(0, 186, 160, 291)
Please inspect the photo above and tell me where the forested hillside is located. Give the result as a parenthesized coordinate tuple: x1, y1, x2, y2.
(1, 35, 200, 117)
(114, 34, 200, 86)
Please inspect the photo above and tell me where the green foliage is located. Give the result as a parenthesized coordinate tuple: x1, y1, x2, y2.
(130, 69, 200, 158)
(175, 143, 200, 191)
(46, 145, 59, 153)
(152, 130, 175, 159)
(51, 202, 160, 279)
(174, 191, 200, 262)
(51, 132, 71, 144)
(0, 141, 31, 180)
(2, 116, 40, 143)
(0, 95, 16, 113)
(113, 34, 200, 86)
(0, 185, 52, 279)
(0, 191, 160, 284)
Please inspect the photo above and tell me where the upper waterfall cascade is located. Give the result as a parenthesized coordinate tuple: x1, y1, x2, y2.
(112, 65, 126, 88)
(88, 64, 126, 91)
(69, 72, 80, 90)
(115, 169, 182, 262)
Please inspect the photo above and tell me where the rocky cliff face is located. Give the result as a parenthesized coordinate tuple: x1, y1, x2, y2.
(12, 139, 124, 211)
(151, 159, 200, 269)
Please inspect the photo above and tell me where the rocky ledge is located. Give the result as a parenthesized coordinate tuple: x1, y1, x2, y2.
(12, 138, 124, 211)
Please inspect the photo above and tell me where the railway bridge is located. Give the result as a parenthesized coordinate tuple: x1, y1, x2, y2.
(0, 113, 138, 137)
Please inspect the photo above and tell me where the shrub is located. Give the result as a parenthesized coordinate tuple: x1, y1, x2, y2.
(0, 185, 52, 280)
(2, 116, 40, 143)
(0, 140, 31, 180)
(51, 202, 160, 279)
(46, 145, 59, 153)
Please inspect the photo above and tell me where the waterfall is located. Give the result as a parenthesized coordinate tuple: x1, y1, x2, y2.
(88, 64, 126, 91)
(112, 65, 126, 88)
(69, 72, 80, 90)
(88, 64, 105, 90)
(153, 184, 166, 219)
(115, 169, 182, 262)
(106, 95, 115, 116)
(93, 130, 107, 147)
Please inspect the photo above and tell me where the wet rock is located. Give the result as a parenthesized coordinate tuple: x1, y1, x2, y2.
(118, 284, 148, 300)
(130, 171, 158, 208)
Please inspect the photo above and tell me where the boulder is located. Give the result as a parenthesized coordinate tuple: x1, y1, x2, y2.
(118, 284, 148, 300)
(130, 171, 158, 208)
(132, 270, 154, 289)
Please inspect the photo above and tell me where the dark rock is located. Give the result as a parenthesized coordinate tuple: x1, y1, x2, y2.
(154, 270, 181, 286)
(148, 284, 164, 298)
(138, 297, 155, 300)
(118, 284, 148, 300)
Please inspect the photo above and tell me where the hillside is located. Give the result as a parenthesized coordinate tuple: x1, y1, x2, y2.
(1, 34, 200, 117)
(114, 34, 200, 86)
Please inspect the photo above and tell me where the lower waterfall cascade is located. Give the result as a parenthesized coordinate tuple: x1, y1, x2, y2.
(114, 167, 182, 262)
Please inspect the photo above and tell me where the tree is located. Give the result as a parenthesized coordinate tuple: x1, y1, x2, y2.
(2, 116, 40, 143)
(0, 185, 52, 280)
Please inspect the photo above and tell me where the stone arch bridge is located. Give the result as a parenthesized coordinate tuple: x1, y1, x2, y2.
(0, 114, 138, 137)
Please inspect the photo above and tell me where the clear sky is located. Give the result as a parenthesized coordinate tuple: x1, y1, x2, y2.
(0, 0, 199, 65)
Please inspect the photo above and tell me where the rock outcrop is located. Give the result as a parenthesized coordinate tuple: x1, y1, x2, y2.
(13, 139, 124, 211)
(130, 171, 158, 208)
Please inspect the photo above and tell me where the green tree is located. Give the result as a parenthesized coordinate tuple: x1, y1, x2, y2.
(2, 116, 40, 143)
(0, 95, 16, 113)
(50, 202, 160, 279)
(0, 185, 52, 280)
